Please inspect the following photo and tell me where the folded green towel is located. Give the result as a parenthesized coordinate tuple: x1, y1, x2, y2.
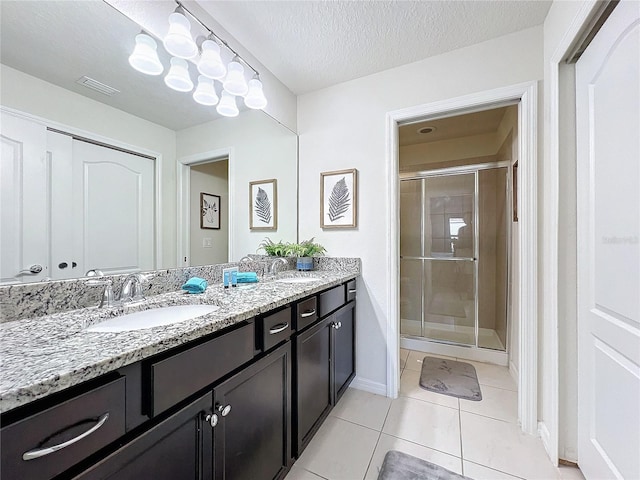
(237, 272, 258, 283)
(182, 277, 208, 294)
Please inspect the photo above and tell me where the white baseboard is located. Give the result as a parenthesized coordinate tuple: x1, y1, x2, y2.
(538, 421, 555, 461)
(509, 360, 519, 384)
(349, 376, 387, 396)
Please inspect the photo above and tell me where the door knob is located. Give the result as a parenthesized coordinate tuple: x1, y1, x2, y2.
(17, 264, 43, 275)
(331, 321, 342, 329)
(217, 404, 232, 416)
(205, 413, 218, 427)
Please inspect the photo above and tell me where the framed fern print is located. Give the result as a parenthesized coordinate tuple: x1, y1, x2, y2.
(249, 179, 277, 230)
(200, 193, 220, 229)
(321, 169, 358, 228)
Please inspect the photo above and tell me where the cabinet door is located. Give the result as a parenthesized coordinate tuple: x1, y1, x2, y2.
(213, 343, 291, 480)
(332, 301, 356, 404)
(294, 317, 332, 456)
(74, 392, 213, 480)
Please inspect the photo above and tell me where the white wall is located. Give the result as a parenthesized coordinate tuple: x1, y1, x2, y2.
(190, 161, 229, 266)
(176, 109, 298, 260)
(400, 132, 498, 169)
(0, 65, 177, 268)
(298, 26, 544, 391)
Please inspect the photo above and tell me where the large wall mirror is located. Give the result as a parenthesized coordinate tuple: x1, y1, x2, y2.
(0, 1, 298, 284)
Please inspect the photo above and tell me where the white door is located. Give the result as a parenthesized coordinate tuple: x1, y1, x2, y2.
(0, 112, 49, 283)
(576, 2, 640, 479)
(47, 131, 76, 280)
(72, 140, 155, 275)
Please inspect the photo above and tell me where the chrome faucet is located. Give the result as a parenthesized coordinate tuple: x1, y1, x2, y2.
(118, 273, 145, 303)
(269, 257, 288, 275)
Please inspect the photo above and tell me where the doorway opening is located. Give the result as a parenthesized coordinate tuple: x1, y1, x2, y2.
(386, 82, 538, 435)
(177, 148, 233, 267)
(399, 105, 516, 365)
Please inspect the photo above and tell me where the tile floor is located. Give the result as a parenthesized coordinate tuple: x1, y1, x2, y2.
(285, 349, 585, 480)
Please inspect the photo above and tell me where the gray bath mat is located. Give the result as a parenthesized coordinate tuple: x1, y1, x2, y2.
(419, 356, 482, 401)
(378, 450, 471, 480)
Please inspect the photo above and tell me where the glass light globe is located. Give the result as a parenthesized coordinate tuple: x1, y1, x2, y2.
(193, 76, 219, 106)
(244, 78, 267, 109)
(163, 12, 197, 59)
(222, 61, 248, 96)
(198, 40, 226, 80)
(217, 91, 239, 117)
(164, 57, 193, 92)
(129, 33, 163, 75)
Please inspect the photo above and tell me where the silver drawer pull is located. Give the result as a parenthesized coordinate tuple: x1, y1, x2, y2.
(22, 413, 109, 461)
(348, 289, 357, 294)
(300, 309, 316, 318)
(269, 323, 289, 335)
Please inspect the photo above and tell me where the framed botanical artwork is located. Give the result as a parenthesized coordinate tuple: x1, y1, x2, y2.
(249, 179, 277, 230)
(200, 193, 220, 229)
(321, 168, 358, 228)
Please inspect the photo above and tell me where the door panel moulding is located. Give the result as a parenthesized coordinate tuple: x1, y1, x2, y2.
(386, 81, 538, 435)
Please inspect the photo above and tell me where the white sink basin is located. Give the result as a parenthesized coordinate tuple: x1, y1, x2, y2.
(86, 304, 219, 332)
(276, 277, 320, 284)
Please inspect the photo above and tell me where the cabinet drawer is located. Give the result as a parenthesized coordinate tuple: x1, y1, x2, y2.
(1, 377, 126, 480)
(346, 279, 357, 302)
(146, 322, 254, 416)
(319, 285, 345, 317)
(259, 307, 292, 352)
(294, 296, 318, 331)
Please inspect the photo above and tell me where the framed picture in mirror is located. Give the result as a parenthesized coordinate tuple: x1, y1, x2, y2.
(200, 193, 220, 229)
(321, 168, 358, 228)
(250, 179, 277, 230)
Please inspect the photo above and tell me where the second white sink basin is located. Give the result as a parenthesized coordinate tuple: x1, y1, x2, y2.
(86, 304, 219, 332)
(276, 277, 320, 284)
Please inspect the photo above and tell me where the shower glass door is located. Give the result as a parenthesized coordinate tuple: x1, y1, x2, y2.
(400, 173, 477, 346)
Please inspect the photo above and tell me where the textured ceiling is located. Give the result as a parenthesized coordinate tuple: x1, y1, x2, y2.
(197, 1, 552, 95)
(0, 1, 245, 131)
(399, 106, 515, 146)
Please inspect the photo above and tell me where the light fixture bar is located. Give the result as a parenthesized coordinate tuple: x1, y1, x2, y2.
(175, 1, 260, 77)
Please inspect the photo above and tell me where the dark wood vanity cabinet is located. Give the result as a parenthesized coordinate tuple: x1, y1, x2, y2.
(1, 279, 356, 480)
(73, 392, 213, 480)
(294, 282, 357, 457)
(213, 342, 292, 480)
(294, 317, 333, 454)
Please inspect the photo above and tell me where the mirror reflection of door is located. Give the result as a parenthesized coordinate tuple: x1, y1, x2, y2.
(189, 160, 229, 266)
(0, 111, 156, 284)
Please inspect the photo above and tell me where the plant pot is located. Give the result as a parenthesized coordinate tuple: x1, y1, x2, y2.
(296, 256, 313, 271)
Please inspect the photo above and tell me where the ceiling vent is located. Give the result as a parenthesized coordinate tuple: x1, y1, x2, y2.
(417, 126, 437, 135)
(76, 76, 120, 96)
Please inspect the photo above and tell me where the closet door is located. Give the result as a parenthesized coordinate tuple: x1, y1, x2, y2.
(0, 112, 49, 283)
(72, 140, 155, 275)
(47, 131, 76, 280)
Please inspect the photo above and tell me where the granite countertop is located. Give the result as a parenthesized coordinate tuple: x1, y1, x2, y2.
(0, 270, 358, 413)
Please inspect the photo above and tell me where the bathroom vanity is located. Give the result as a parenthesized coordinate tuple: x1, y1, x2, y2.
(0, 269, 358, 480)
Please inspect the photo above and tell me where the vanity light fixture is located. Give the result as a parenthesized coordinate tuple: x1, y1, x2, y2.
(129, 33, 164, 75)
(198, 39, 226, 80)
(244, 76, 267, 110)
(216, 91, 239, 117)
(223, 59, 249, 96)
(164, 57, 193, 92)
(193, 75, 219, 106)
(163, 9, 198, 59)
(127, 0, 267, 115)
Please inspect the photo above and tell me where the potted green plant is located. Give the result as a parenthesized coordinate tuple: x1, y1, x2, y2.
(291, 238, 326, 271)
(257, 238, 294, 257)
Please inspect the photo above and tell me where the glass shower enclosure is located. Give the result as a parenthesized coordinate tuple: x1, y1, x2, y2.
(400, 166, 509, 351)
